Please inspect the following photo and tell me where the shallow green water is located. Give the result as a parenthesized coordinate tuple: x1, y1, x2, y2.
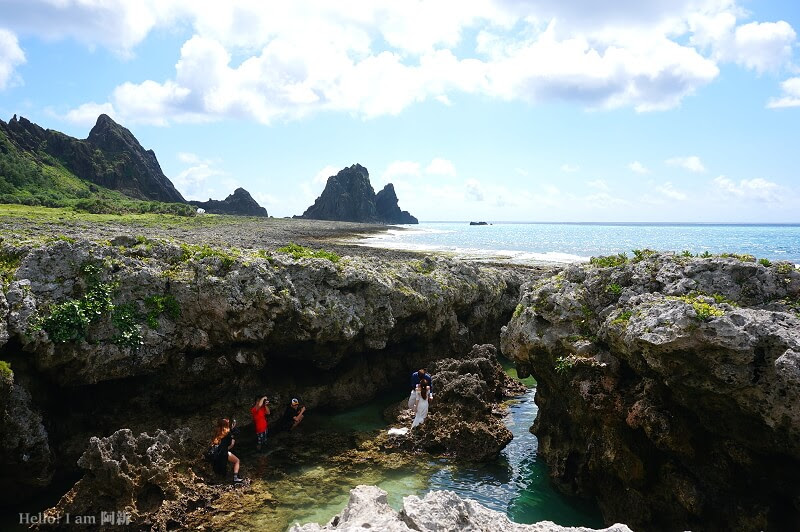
(229, 375, 604, 531)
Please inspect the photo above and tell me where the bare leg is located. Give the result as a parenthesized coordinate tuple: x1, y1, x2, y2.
(228, 453, 240, 474)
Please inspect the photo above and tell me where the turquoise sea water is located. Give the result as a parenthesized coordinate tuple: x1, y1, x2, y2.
(359, 222, 800, 264)
(237, 379, 603, 531)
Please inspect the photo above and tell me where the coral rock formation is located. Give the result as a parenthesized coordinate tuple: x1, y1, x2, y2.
(501, 253, 800, 531)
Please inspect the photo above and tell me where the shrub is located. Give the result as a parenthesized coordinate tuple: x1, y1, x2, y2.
(589, 253, 628, 268)
(632, 249, 657, 262)
(758, 258, 772, 267)
(606, 283, 622, 295)
(111, 303, 142, 348)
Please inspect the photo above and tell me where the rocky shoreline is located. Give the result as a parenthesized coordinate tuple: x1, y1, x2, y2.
(501, 251, 800, 531)
(0, 216, 549, 528)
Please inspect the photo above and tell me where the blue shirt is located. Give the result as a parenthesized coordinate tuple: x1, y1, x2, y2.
(411, 372, 433, 392)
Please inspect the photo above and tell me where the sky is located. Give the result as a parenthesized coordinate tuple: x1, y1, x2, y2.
(0, 0, 799, 223)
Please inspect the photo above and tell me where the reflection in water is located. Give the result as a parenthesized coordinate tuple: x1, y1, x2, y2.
(231, 385, 603, 531)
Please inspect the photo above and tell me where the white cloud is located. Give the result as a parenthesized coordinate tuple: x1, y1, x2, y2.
(560, 163, 580, 173)
(382, 161, 422, 184)
(656, 181, 687, 201)
(60, 101, 116, 125)
(425, 158, 457, 176)
(713, 175, 782, 203)
(767, 77, 800, 108)
(173, 153, 228, 201)
(1, 1, 794, 122)
(691, 13, 796, 74)
(0, 29, 25, 90)
(628, 161, 650, 174)
(666, 155, 706, 173)
(312, 165, 341, 185)
(465, 178, 485, 201)
(587, 179, 609, 191)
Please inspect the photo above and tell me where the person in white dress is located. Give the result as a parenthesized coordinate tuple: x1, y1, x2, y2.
(411, 382, 430, 428)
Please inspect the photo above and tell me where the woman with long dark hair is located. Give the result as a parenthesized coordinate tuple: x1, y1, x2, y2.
(210, 418, 243, 483)
(411, 381, 429, 428)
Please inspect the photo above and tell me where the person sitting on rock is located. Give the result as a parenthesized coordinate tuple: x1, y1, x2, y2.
(411, 380, 430, 429)
(210, 418, 244, 483)
(408, 368, 433, 411)
(282, 398, 306, 431)
(251, 395, 270, 452)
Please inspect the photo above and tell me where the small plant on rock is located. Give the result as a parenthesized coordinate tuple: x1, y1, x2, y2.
(612, 309, 633, 325)
(590, 253, 628, 268)
(554, 356, 575, 375)
(606, 283, 623, 295)
(0, 360, 13, 379)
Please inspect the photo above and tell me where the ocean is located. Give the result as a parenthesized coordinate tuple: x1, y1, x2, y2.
(358, 222, 800, 265)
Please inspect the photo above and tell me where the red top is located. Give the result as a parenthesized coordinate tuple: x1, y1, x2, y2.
(251, 405, 268, 433)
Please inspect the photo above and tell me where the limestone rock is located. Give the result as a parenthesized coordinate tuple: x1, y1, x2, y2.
(189, 187, 268, 217)
(0, 366, 53, 505)
(44, 428, 218, 530)
(289, 485, 633, 532)
(0, 239, 527, 504)
(501, 252, 800, 531)
(386, 344, 524, 460)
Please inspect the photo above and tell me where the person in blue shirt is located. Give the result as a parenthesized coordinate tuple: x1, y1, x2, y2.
(408, 368, 433, 411)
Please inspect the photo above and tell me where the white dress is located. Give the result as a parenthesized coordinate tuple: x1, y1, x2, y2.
(411, 386, 429, 428)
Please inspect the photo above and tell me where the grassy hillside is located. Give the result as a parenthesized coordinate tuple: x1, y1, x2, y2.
(0, 129, 194, 216)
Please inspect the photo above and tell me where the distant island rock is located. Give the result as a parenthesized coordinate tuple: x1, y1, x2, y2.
(470, 221, 490, 226)
(1, 114, 185, 203)
(375, 183, 418, 224)
(297, 164, 418, 224)
(189, 188, 268, 217)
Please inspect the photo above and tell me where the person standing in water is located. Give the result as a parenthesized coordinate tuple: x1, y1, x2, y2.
(251, 395, 270, 452)
(411, 380, 430, 428)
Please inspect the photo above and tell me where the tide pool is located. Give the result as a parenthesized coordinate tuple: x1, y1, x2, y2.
(229, 382, 603, 531)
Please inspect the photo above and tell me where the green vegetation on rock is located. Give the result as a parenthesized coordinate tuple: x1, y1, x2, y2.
(606, 283, 623, 295)
(554, 356, 575, 375)
(670, 294, 725, 321)
(612, 309, 633, 325)
(277, 242, 340, 263)
(0, 360, 13, 379)
(589, 253, 628, 268)
(144, 294, 180, 328)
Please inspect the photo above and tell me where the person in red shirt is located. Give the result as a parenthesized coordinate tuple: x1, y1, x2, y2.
(250, 395, 270, 451)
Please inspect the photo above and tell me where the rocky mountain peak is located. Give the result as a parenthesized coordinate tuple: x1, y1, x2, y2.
(375, 183, 418, 224)
(299, 164, 417, 224)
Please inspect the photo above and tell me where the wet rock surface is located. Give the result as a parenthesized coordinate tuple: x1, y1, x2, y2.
(501, 252, 800, 531)
(289, 485, 632, 532)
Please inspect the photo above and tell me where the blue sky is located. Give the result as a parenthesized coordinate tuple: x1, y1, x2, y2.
(0, 0, 799, 222)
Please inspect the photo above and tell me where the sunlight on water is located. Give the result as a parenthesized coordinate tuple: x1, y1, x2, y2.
(233, 374, 603, 531)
